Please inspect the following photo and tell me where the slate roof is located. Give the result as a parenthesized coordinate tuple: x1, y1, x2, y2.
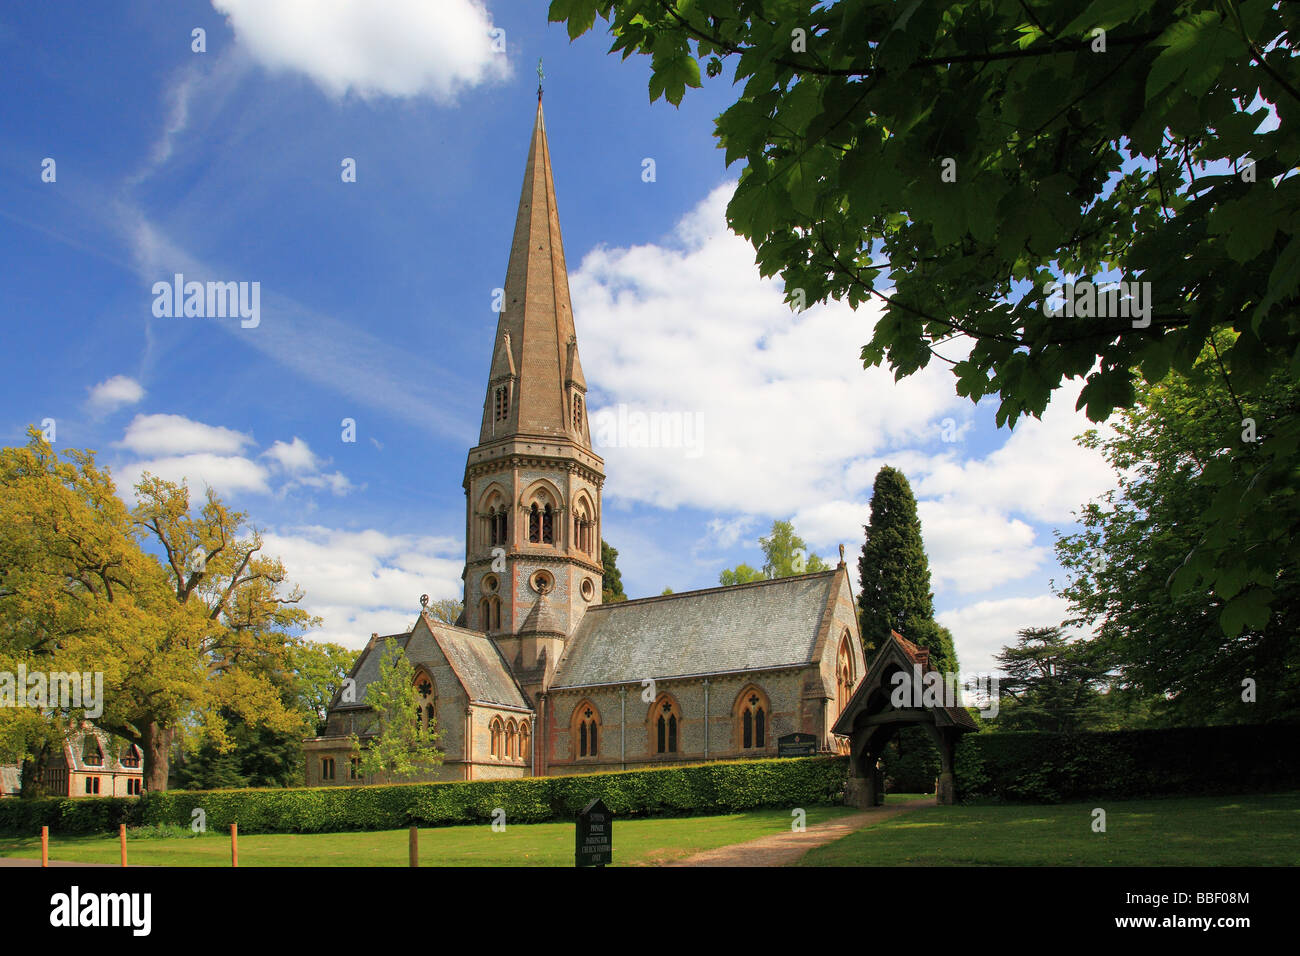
(518, 594, 565, 635)
(421, 613, 531, 710)
(337, 618, 530, 713)
(551, 571, 838, 688)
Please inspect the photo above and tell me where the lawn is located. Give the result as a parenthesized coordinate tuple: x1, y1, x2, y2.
(799, 791, 1300, 866)
(0, 804, 859, 867)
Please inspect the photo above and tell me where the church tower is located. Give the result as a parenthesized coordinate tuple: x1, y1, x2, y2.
(463, 93, 604, 699)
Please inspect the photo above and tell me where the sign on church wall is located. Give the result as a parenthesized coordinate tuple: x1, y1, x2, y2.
(777, 732, 818, 757)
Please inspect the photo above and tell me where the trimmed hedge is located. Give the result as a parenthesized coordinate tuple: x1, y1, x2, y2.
(0, 756, 849, 835)
(956, 722, 1300, 803)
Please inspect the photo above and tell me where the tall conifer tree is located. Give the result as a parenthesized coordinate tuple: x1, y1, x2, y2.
(857, 466, 957, 671)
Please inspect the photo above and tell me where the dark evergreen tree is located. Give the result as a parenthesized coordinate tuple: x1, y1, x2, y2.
(857, 466, 956, 671)
(994, 627, 1113, 734)
(857, 467, 960, 794)
(601, 539, 626, 603)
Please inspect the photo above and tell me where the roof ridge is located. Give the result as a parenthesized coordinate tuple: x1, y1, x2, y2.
(590, 569, 837, 610)
(421, 611, 494, 639)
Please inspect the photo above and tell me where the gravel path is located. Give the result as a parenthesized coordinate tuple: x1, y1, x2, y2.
(664, 798, 931, 867)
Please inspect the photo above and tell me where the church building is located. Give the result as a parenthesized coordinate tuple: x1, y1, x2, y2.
(303, 93, 867, 785)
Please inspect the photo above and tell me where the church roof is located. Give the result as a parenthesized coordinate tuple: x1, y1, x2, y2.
(337, 618, 530, 713)
(421, 613, 531, 710)
(518, 594, 565, 636)
(550, 571, 840, 689)
(831, 630, 979, 735)
(479, 95, 590, 446)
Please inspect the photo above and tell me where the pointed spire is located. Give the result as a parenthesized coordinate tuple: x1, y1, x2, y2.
(480, 95, 589, 445)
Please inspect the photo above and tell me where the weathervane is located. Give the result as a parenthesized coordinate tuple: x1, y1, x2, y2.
(537, 57, 544, 98)
(420, 594, 429, 610)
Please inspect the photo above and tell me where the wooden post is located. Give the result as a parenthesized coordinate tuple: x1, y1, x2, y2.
(230, 823, 238, 868)
(119, 823, 127, 867)
(408, 826, 418, 867)
(40, 826, 48, 867)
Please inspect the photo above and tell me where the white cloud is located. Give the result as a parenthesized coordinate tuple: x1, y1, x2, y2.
(115, 452, 270, 497)
(573, 183, 962, 515)
(570, 183, 1117, 606)
(262, 526, 464, 647)
(291, 471, 356, 496)
(937, 593, 1091, 677)
(86, 375, 145, 414)
(211, 0, 511, 101)
(913, 393, 1117, 525)
(265, 437, 319, 473)
(119, 413, 251, 456)
(917, 499, 1047, 595)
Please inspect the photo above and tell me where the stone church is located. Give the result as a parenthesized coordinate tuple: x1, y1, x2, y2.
(303, 94, 867, 785)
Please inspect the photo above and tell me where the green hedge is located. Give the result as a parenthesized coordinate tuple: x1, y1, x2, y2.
(0, 756, 849, 835)
(956, 723, 1300, 803)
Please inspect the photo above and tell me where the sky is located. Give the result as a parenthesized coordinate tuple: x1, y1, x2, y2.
(0, 1, 1119, 676)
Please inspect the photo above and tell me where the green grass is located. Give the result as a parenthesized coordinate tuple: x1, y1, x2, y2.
(800, 792, 1300, 866)
(0, 805, 857, 867)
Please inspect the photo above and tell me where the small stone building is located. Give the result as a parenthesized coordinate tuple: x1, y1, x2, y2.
(303, 92, 869, 785)
(41, 726, 144, 797)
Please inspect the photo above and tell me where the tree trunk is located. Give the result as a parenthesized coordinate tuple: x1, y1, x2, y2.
(19, 741, 51, 798)
(141, 720, 174, 792)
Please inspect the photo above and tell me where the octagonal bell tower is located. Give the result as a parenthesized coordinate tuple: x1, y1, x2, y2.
(462, 91, 604, 698)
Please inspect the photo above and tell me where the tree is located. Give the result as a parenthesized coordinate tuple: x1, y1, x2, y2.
(551, 0, 1300, 640)
(994, 627, 1113, 733)
(348, 638, 442, 780)
(175, 639, 359, 789)
(423, 598, 463, 626)
(601, 539, 627, 602)
(857, 467, 954, 669)
(0, 429, 315, 792)
(719, 563, 765, 586)
(719, 519, 829, 585)
(1056, 332, 1300, 723)
(292, 641, 361, 735)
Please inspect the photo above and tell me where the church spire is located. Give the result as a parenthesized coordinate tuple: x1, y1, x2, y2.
(480, 95, 589, 446)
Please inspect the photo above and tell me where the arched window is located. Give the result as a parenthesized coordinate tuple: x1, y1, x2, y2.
(648, 694, 682, 755)
(82, 735, 103, 766)
(735, 686, 770, 751)
(494, 385, 509, 422)
(572, 701, 601, 759)
(479, 595, 501, 631)
(520, 720, 531, 761)
(505, 719, 518, 759)
(837, 632, 856, 716)
(121, 744, 141, 769)
(413, 671, 437, 732)
(527, 489, 558, 545)
(572, 393, 584, 432)
(490, 717, 504, 759)
(573, 498, 594, 556)
(480, 489, 508, 548)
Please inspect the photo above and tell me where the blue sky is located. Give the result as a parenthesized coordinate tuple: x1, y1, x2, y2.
(0, 1, 1118, 674)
